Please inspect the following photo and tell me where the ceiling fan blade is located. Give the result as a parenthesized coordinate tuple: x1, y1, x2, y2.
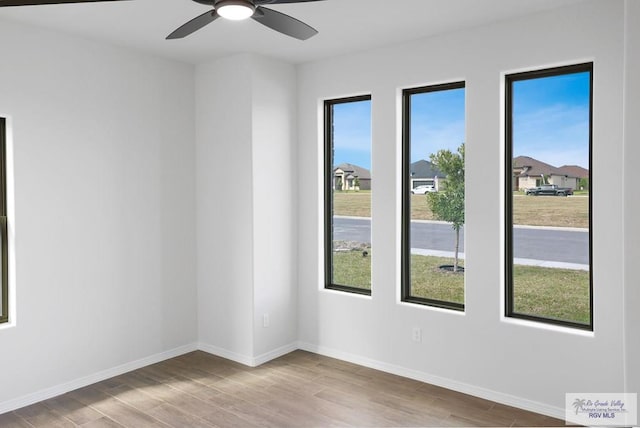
(255, 0, 325, 4)
(166, 9, 218, 40)
(252, 6, 317, 40)
(0, 0, 127, 6)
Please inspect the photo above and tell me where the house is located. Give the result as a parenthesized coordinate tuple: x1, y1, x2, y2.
(334, 163, 371, 190)
(513, 155, 581, 191)
(558, 164, 590, 189)
(0, 0, 638, 425)
(410, 159, 444, 191)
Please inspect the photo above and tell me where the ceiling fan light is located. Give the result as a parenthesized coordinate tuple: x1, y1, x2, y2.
(216, 0, 255, 21)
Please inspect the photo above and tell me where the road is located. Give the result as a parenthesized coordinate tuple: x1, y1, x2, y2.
(333, 217, 589, 265)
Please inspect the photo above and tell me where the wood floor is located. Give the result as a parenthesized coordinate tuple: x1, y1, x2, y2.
(0, 350, 566, 427)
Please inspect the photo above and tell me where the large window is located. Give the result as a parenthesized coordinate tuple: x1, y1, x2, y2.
(402, 83, 466, 310)
(505, 63, 592, 329)
(1, 117, 8, 324)
(324, 96, 372, 294)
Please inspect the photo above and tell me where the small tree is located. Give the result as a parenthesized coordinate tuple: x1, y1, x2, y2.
(427, 143, 465, 272)
(579, 177, 589, 191)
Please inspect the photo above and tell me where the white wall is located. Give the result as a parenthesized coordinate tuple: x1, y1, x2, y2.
(196, 54, 297, 364)
(623, 0, 640, 397)
(297, 0, 627, 416)
(196, 55, 255, 360)
(251, 56, 298, 358)
(0, 19, 197, 407)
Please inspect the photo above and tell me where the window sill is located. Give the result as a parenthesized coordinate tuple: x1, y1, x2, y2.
(322, 286, 372, 300)
(397, 300, 466, 316)
(501, 316, 594, 337)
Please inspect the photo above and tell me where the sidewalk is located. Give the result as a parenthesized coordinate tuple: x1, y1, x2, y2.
(335, 216, 588, 233)
(410, 248, 589, 271)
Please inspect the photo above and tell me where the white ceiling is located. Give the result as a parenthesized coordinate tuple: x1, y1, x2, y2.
(0, 0, 586, 65)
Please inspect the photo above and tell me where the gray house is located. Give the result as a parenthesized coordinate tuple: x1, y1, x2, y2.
(410, 159, 444, 191)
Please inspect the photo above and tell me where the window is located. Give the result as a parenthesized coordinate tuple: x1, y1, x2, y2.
(402, 83, 466, 310)
(505, 63, 592, 329)
(324, 95, 372, 294)
(1, 117, 8, 324)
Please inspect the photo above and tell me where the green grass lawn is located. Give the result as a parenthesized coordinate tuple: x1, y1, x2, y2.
(332, 249, 371, 290)
(410, 255, 464, 304)
(512, 265, 590, 324)
(333, 251, 590, 324)
(333, 191, 589, 228)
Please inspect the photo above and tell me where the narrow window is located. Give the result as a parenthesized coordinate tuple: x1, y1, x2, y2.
(402, 83, 466, 310)
(1, 117, 8, 324)
(505, 63, 593, 329)
(324, 96, 372, 294)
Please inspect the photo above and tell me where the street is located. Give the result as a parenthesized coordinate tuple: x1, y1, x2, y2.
(333, 217, 589, 265)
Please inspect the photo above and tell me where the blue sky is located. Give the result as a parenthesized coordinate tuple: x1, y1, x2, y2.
(332, 100, 372, 170)
(513, 72, 590, 169)
(410, 87, 465, 163)
(332, 71, 590, 171)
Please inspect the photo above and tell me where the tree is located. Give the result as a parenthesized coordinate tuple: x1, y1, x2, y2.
(579, 177, 589, 191)
(426, 143, 465, 272)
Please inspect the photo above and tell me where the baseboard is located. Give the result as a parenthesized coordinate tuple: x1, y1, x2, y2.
(0, 342, 198, 415)
(197, 341, 298, 367)
(197, 343, 255, 366)
(297, 341, 565, 421)
(252, 342, 299, 366)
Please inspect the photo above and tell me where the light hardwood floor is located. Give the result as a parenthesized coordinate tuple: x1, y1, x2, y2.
(0, 350, 566, 427)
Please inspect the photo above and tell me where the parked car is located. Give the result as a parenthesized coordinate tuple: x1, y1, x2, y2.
(411, 185, 436, 194)
(525, 184, 574, 196)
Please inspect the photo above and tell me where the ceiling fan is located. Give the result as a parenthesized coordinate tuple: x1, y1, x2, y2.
(0, 0, 325, 40)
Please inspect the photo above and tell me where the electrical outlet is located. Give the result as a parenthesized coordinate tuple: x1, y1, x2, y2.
(263, 313, 270, 328)
(412, 327, 422, 343)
